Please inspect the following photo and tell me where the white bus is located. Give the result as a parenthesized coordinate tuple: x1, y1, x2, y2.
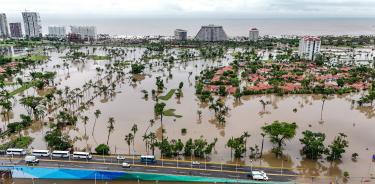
(32, 149, 50, 157)
(6, 148, 27, 156)
(52, 150, 70, 158)
(72, 152, 92, 159)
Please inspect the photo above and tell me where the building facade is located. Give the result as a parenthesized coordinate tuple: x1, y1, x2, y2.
(9, 23, 23, 38)
(298, 36, 321, 61)
(22, 12, 42, 38)
(249, 28, 259, 41)
(48, 26, 66, 38)
(70, 26, 96, 41)
(174, 29, 187, 41)
(0, 13, 9, 38)
(195, 25, 227, 41)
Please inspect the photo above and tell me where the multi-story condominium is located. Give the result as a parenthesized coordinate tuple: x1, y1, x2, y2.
(249, 28, 259, 41)
(298, 36, 321, 61)
(174, 29, 187, 41)
(9, 23, 23, 38)
(22, 12, 42, 38)
(195, 25, 228, 41)
(70, 26, 97, 41)
(0, 13, 10, 38)
(48, 26, 66, 38)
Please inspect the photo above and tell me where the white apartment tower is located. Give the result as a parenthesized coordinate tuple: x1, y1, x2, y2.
(174, 29, 187, 41)
(195, 25, 228, 41)
(70, 26, 97, 41)
(22, 12, 42, 38)
(48, 26, 66, 38)
(298, 36, 321, 61)
(249, 28, 259, 41)
(0, 13, 9, 38)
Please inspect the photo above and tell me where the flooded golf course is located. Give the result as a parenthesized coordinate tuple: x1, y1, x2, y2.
(1, 46, 375, 182)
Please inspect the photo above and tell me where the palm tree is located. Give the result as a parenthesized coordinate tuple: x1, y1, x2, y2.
(242, 131, 251, 156)
(148, 132, 157, 155)
(320, 95, 328, 123)
(124, 133, 134, 155)
(82, 116, 89, 136)
(260, 133, 266, 158)
(92, 109, 101, 135)
(131, 124, 138, 151)
(106, 117, 115, 145)
(154, 102, 166, 140)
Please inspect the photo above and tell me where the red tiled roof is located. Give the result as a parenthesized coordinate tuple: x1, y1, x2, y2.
(280, 83, 302, 91)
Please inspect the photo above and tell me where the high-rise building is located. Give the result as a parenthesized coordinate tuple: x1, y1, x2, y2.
(9, 23, 23, 38)
(195, 25, 228, 41)
(0, 13, 10, 38)
(70, 26, 96, 41)
(22, 11, 42, 38)
(174, 29, 187, 41)
(298, 36, 321, 61)
(249, 28, 259, 41)
(48, 26, 66, 38)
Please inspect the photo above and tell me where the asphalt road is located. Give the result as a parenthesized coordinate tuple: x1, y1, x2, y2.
(0, 155, 297, 182)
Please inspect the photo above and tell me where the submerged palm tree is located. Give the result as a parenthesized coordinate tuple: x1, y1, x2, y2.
(106, 117, 115, 145)
(131, 124, 138, 151)
(92, 109, 101, 135)
(82, 116, 89, 136)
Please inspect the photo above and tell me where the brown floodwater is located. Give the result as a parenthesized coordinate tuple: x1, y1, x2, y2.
(1, 47, 375, 182)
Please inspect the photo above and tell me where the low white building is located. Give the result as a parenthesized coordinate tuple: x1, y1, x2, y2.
(298, 36, 321, 61)
(70, 26, 96, 41)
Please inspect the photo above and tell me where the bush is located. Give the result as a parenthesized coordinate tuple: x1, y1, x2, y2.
(95, 144, 110, 155)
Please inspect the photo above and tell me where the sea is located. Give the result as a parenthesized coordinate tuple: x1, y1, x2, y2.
(37, 18, 375, 37)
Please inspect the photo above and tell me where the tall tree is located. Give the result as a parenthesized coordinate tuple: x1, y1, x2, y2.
(154, 102, 166, 140)
(106, 117, 115, 145)
(326, 133, 349, 161)
(299, 130, 326, 159)
(92, 109, 101, 135)
(261, 121, 298, 157)
(124, 133, 134, 155)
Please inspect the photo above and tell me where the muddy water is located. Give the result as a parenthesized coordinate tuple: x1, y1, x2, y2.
(1, 47, 375, 181)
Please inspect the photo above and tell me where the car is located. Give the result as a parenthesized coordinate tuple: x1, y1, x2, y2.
(25, 155, 39, 164)
(192, 161, 200, 165)
(248, 170, 269, 181)
(122, 162, 131, 168)
(116, 155, 125, 160)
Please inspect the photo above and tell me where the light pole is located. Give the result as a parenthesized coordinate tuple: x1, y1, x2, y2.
(250, 159, 253, 172)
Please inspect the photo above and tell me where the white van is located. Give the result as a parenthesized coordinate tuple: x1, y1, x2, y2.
(52, 150, 70, 158)
(32, 149, 50, 157)
(6, 148, 27, 156)
(72, 152, 92, 159)
(25, 155, 39, 164)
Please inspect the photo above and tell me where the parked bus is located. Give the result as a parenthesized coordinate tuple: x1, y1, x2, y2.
(72, 152, 92, 159)
(140, 155, 156, 163)
(52, 150, 70, 158)
(32, 149, 50, 157)
(6, 148, 27, 156)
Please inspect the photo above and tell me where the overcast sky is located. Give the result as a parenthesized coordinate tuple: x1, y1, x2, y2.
(2, 0, 375, 18)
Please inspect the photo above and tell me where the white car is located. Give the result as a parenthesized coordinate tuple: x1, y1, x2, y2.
(25, 156, 39, 164)
(116, 155, 125, 160)
(122, 162, 131, 168)
(192, 161, 200, 165)
(248, 170, 269, 181)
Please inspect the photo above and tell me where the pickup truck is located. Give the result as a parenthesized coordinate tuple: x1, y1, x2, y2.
(248, 170, 269, 181)
(25, 155, 39, 164)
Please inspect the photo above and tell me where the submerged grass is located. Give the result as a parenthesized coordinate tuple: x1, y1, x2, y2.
(159, 89, 176, 101)
(163, 109, 182, 118)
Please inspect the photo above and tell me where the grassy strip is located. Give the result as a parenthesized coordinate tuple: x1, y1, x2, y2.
(88, 55, 111, 60)
(163, 109, 182, 118)
(159, 89, 176, 101)
(9, 81, 36, 96)
(0, 136, 33, 150)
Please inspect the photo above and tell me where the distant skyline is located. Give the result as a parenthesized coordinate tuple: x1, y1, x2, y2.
(2, 0, 375, 19)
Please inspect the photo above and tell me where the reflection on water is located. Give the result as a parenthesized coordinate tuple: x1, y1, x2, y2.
(1, 47, 375, 181)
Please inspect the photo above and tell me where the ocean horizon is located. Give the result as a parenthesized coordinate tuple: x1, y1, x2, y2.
(6, 17, 375, 37)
